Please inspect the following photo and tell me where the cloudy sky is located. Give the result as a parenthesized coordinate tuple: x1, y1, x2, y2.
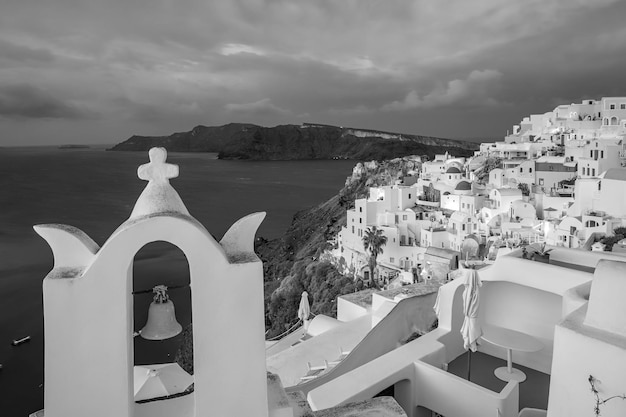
(1, 0, 626, 146)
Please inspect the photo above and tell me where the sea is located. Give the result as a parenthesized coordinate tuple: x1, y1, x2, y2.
(0, 146, 356, 415)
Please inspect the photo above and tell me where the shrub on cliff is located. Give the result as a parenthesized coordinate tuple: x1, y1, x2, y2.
(474, 157, 502, 184)
(266, 260, 358, 337)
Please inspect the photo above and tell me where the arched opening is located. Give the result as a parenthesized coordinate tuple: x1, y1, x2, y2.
(610, 116, 619, 125)
(132, 241, 193, 402)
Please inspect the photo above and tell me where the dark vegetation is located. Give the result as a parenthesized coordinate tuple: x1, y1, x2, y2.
(362, 226, 388, 289)
(517, 182, 530, 196)
(599, 226, 626, 251)
(109, 123, 478, 161)
(473, 156, 502, 184)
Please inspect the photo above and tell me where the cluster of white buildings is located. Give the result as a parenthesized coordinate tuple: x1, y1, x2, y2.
(332, 97, 626, 283)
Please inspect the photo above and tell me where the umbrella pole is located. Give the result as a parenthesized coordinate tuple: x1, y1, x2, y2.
(467, 350, 472, 381)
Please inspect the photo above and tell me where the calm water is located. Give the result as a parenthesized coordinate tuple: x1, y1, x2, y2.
(0, 146, 355, 415)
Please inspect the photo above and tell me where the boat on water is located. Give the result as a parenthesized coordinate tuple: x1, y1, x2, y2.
(12, 336, 31, 346)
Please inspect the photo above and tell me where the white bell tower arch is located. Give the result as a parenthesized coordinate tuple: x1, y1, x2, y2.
(36, 148, 269, 417)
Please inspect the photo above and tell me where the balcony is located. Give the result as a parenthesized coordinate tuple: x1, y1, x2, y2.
(447, 351, 549, 411)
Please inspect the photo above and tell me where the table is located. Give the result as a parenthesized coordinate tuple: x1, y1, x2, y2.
(481, 325, 543, 382)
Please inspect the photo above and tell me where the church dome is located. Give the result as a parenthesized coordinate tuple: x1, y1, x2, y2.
(446, 166, 462, 174)
(455, 181, 471, 190)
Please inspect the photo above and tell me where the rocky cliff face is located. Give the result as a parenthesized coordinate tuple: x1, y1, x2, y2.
(110, 123, 479, 160)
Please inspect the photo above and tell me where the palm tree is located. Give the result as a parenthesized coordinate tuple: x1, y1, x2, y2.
(362, 226, 388, 289)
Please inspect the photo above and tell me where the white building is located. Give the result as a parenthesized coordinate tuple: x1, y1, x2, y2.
(446, 211, 480, 252)
(576, 138, 623, 178)
(534, 156, 577, 192)
(338, 184, 430, 281)
(568, 168, 626, 219)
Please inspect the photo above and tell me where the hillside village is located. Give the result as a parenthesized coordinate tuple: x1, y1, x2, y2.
(263, 97, 626, 417)
(327, 96, 626, 287)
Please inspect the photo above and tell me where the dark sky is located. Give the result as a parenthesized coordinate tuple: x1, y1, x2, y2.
(1, 0, 626, 145)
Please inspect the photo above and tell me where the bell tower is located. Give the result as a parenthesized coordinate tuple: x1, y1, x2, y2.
(35, 148, 268, 417)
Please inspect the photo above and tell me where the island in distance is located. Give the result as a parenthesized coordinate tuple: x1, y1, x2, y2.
(109, 122, 479, 160)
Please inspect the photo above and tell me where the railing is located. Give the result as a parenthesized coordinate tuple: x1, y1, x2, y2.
(414, 361, 519, 417)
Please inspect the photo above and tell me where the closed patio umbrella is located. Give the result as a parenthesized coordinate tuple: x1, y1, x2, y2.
(134, 363, 193, 401)
(298, 291, 311, 334)
(460, 266, 482, 380)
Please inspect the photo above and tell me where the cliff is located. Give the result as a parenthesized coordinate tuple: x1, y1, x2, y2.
(110, 123, 479, 160)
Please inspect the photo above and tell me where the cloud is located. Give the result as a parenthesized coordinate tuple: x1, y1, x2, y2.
(382, 69, 503, 111)
(219, 43, 266, 56)
(0, 84, 93, 119)
(225, 98, 289, 115)
(0, 0, 624, 144)
(329, 104, 374, 116)
(0, 39, 55, 65)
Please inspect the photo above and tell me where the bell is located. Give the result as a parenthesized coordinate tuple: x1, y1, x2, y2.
(140, 285, 182, 340)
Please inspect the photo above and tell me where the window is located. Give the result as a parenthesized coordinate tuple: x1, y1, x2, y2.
(610, 104, 616, 110)
(462, 203, 466, 209)
(359, 218, 362, 223)
(402, 215, 407, 221)
(570, 226, 577, 235)
(408, 193, 412, 199)
(529, 167, 533, 173)
(601, 151, 604, 158)
(520, 167, 523, 173)
(359, 207, 362, 213)
(598, 182, 602, 191)
(592, 168, 596, 176)
(621, 104, 626, 110)
(462, 224, 466, 231)
(390, 257, 395, 263)
(539, 178, 544, 185)
(352, 226, 355, 233)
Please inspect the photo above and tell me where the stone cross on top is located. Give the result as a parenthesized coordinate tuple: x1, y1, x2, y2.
(130, 147, 190, 219)
(138, 147, 179, 184)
